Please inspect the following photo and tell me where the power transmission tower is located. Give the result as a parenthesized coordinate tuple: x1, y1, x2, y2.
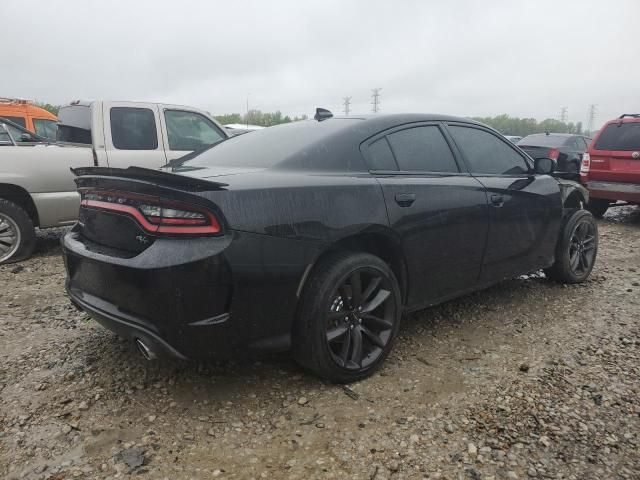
(587, 104, 597, 133)
(342, 96, 352, 116)
(371, 88, 382, 113)
(560, 107, 568, 123)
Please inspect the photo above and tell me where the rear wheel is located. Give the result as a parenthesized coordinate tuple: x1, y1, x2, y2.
(0, 199, 36, 264)
(293, 252, 401, 383)
(585, 198, 609, 218)
(544, 209, 598, 284)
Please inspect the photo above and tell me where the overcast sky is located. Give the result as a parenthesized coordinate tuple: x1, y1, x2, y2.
(1, 0, 638, 129)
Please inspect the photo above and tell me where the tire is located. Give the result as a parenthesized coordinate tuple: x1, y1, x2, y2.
(0, 199, 36, 264)
(292, 251, 402, 383)
(544, 209, 598, 284)
(585, 198, 609, 218)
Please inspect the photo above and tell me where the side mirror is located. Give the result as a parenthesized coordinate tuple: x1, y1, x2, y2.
(534, 157, 555, 175)
(20, 133, 34, 142)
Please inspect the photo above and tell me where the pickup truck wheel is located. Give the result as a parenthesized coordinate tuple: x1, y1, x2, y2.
(544, 209, 598, 284)
(0, 199, 36, 264)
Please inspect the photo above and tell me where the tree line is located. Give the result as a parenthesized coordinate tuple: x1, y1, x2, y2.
(472, 114, 587, 137)
(215, 110, 308, 127)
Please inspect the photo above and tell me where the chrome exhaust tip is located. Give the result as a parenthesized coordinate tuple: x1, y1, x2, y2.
(135, 338, 157, 361)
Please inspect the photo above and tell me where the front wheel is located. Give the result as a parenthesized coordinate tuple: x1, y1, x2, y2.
(293, 252, 402, 383)
(544, 209, 598, 284)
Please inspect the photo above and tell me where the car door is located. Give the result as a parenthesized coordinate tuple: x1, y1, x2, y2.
(102, 102, 168, 169)
(362, 123, 489, 308)
(445, 123, 562, 283)
(159, 108, 227, 162)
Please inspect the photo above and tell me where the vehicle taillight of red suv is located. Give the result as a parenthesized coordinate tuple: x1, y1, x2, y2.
(581, 114, 640, 217)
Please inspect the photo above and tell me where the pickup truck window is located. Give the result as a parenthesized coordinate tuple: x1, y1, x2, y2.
(164, 110, 225, 151)
(110, 107, 159, 150)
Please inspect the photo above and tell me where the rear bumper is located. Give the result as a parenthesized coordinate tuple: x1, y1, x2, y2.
(62, 228, 322, 360)
(68, 287, 189, 360)
(585, 181, 640, 203)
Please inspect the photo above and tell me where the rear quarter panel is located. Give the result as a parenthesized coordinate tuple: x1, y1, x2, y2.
(201, 170, 390, 242)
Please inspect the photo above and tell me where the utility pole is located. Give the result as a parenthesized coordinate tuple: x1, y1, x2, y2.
(587, 104, 597, 133)
(371, 88, 382, 113)
(342, 96, 352, 116)
(560, 107, 568, 123)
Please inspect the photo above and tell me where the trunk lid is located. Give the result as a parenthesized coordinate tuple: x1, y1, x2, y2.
(73, 167, 227, 254)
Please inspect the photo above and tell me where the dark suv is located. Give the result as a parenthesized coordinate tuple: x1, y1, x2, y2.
(581, 114, 640, 217)
(518, 133, 591, 178)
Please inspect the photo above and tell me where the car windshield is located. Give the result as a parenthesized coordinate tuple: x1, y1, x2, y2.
(183, 119, 361, 169)
(594, 122, 640, 151)
(518, 135, 566, 147)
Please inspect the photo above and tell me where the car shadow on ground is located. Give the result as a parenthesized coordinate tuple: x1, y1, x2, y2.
(33, 227, 70, 258)
(69, 271, 555, 410)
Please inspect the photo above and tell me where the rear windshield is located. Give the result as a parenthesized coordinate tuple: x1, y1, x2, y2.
(57, 105, 92, 144)
(594, 122, 640, 151)
(184, 119, 361, 169)
(518, 135, 566, 147)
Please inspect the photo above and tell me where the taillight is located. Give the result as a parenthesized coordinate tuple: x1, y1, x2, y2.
(548, 148, 560, 160)
(580, 153, 591, 174)
(80, 190, 221, 235)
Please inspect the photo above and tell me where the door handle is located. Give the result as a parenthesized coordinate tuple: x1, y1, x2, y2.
(395, 193, 416, 207)
(490, 194, 504, 207)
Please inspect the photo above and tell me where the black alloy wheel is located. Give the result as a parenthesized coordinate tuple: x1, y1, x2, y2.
(325, 268, 396, 370)
(293, 252, 401, 383)
(544, 209, 598, 284)
(568, 218, 596, 276)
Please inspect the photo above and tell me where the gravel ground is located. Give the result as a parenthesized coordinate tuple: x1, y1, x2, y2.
(1, 206, 639, 480)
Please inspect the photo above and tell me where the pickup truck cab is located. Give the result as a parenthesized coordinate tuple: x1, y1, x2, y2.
(0, 100, 229, 264)
(58, 100, 228, 168)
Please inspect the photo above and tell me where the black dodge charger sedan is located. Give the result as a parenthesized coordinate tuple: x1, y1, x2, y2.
(63, 112, 597, 383)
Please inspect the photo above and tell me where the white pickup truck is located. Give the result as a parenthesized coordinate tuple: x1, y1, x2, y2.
(0, 100, 229, 264)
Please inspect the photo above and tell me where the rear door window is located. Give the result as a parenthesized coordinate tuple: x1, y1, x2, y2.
(110, 107, 158, 150)
(594, 123, 640, 151)
(386, 126, 459, 172)
(365, 137, 397, 170)
(164, 110, 225, 151)
(448, 125, 529, 175)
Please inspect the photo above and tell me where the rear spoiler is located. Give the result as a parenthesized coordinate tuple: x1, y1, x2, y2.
(71, 166, 228, 192)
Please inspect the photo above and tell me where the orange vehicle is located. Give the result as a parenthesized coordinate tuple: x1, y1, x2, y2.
(0, 97, 57, 139)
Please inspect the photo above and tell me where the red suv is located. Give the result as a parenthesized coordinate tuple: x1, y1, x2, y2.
(581, 114, 640, 217)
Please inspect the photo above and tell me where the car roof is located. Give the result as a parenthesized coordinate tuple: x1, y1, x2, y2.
(523, 133, 584, 138)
